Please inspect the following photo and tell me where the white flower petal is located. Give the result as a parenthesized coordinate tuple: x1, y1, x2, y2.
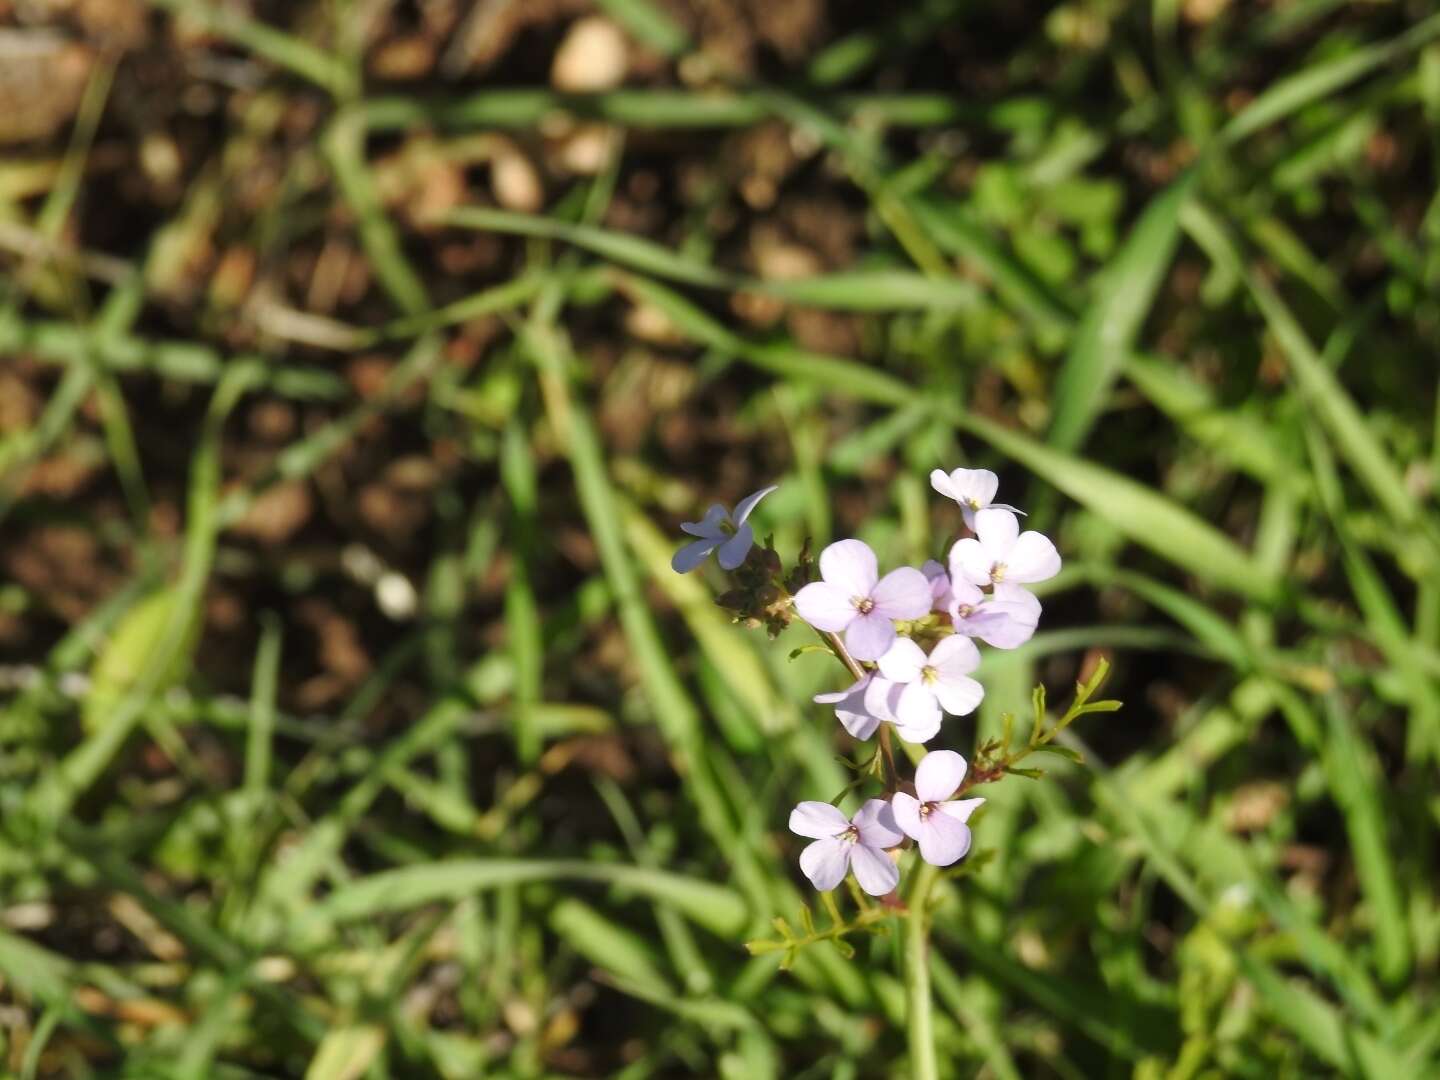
(793, 582, 856, 632)
(929, 634, 980, 677)
(877, 637, 927, 683)
(853, 798, 905, 848)
(893, 710, 942, 744)
(914, 749, 967, 802)
(870, 567, 933, 620)
(1004, 531, 1061, 584)
(848, 843, 899, 896)
(929, 469, 958, 500)
(716, 523, 755, 570)
(916, 811, 972, 867)
(863, 676, 903, 721)
(895, 681, 941, 730)
(933, 673, 984, 717)
(799, 837, 850, 891)
(732, 484, 777, 527)
(974, 508, 1019, 557)
(789, 800, 851, 839)
(948, 468, 999, 509)
(671, 537, 720, 573)
(937, 797, 985, 825)
(949, 537, 993, 586)
(890, 792, 923, 841)
(818, 539, 878, 598)
(845, 610, 896, 661)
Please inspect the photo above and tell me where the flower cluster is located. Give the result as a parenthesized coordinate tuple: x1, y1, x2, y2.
(672, 469, 1060, 898)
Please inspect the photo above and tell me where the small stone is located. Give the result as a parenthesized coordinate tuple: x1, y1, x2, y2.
(550, 16, 629, 93)
(490, 140, 544, 212)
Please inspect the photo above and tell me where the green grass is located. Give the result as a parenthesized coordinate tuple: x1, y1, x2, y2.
(1, 2, 1439, 1077)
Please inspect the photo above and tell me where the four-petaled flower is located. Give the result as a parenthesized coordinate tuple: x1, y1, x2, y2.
(891, 750, 986, 866)
(671, 485, 778, 573)
(793, 540, 931, 661)
(789, 799, 904, 895)
(877, 634, 985, 730)
(814, 672, 941, 745)
(949, 508, 1060, 588)
(930, 468, 1021, 530)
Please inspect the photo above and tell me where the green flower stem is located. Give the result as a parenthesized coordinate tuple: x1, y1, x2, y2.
(906, 860, 940, 1080)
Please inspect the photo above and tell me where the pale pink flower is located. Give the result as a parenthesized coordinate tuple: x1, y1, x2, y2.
(789, 798, 904, 895)
(792, 540, 931, 660)
(814, 672, 942, 744)
(891, 750, 985, 866)
(949, 508, 1060, 588)
(671, 485, 777, 573)
(877, 635, 985, 731)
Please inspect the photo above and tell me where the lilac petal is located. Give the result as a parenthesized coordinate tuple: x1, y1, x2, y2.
(974, 586, 1039, 647)
(916, 812, 972, 867)
(789, 800, 851, 839)
(793, 582, 856, 632)
(929, 469, 958, 501)
(731, 484, 777, 527)
(893, 710, 942, 745)
(716, 524, 755, 570)
(971, 605, 1036, 649)
(817, 676, 883, 740)
(877, 637, 927, 683)
(950, 607, 1010, 641)
(937, 797, 985, 825)
(814, 674, 870, 705)
(974, 508, 1019, 558)
(849, 843, 900, 896)
(895, 681, 942, 730)
(853, 798, 905, 847)
(1004, 532, 1061, 584)
(933, 673, 984, 717)
(949, 537, 993, 587)
(994, 582, 1041, 617)
(929, 634, 981, 677)
(914, 750, 967, 802)
(838, 707, 881, 740)
(799, 838, 850, 891)
(680, 504, 729, 538)
(818, 539, 878, 597)
(961, 505, 979, 532)
(671, 537, 720, 573)
(863, 676, 904, 721)
(948, 468, 999, 509)
(921, 559, 952, 610)
(845, 610, 896, 661)
(890, 792, 923, 840)
(870, 567, 933, 621)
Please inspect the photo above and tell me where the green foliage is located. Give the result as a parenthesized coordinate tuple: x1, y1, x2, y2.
(1, 2, 1439, 1077)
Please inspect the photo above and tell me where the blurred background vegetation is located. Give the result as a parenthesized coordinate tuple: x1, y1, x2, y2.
(1, 0, 1439, 1076)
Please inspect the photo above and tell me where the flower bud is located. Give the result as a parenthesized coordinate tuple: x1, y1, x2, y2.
(715, 589, 747, 610)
